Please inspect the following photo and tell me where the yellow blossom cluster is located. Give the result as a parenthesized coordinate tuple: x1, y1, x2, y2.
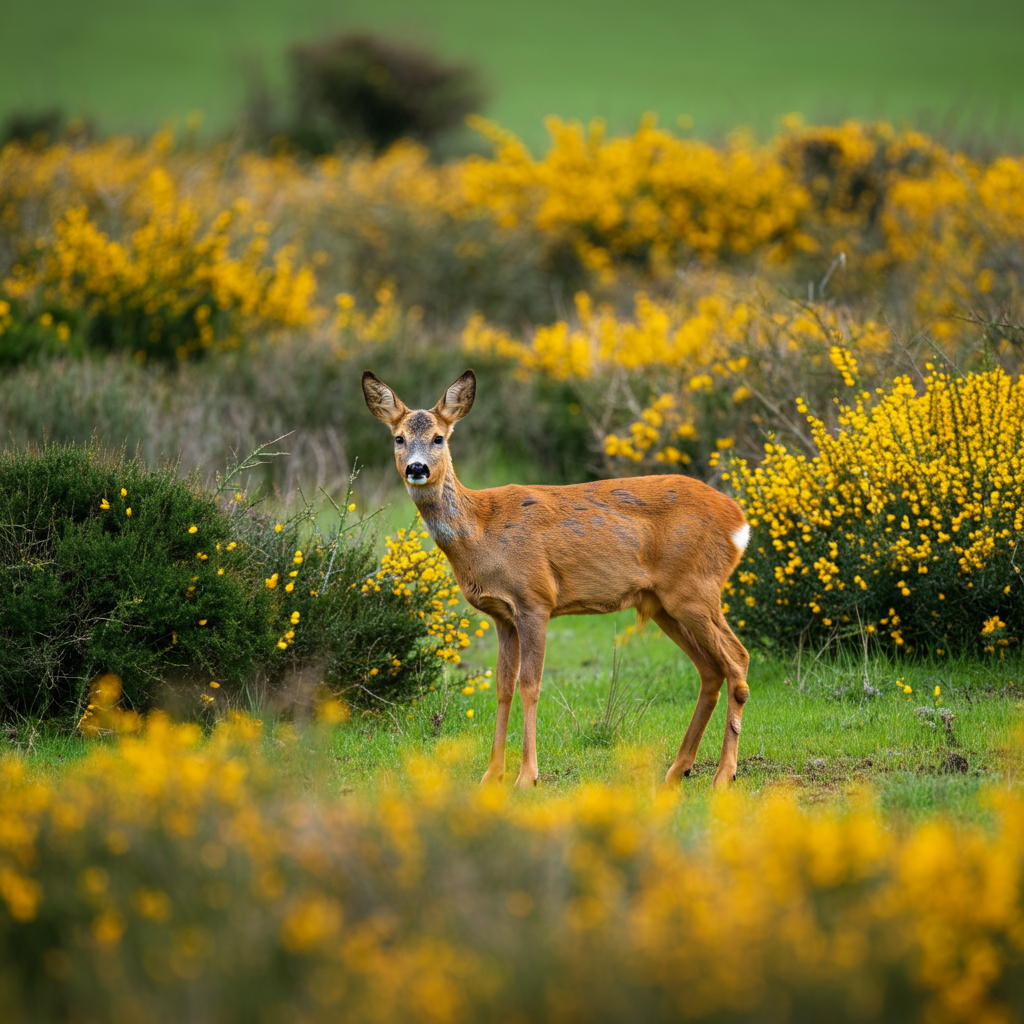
(464, 285, 752, 381)
(725, 367, 1024, 653)
(1, 719, 1023, 1022)
(363, 522, 483, 665)
(475, 283, 895, 475)
(462, 115, 1024, 328)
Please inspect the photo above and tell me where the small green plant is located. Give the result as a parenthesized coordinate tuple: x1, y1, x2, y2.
(582, 635, 656, 747)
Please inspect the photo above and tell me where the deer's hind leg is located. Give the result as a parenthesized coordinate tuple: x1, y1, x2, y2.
(655, 600, 750, 788)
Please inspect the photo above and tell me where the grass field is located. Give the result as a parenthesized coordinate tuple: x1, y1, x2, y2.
(3, 0, 1024, 147)
(14, 609, 1022, 825)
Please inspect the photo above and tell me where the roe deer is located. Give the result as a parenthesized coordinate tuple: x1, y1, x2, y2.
(363, 369, 751, 788)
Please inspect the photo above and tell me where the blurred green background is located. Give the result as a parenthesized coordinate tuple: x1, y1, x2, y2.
(3, 0, 1023, 148)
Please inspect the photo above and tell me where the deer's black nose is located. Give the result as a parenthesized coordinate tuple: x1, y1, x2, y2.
(405, 462, 430, 483)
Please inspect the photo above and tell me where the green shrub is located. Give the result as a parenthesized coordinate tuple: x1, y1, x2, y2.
(234, 504, 446, 705)
(0, 442, 447, 723)
(0, 441, 273, 719)
(287, 33, 485, 155)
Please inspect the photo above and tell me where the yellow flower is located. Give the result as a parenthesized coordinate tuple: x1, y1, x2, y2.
(100, 498, 110, 510)
(461, 686, 475, 696)
(199, 619, 207, 626)
(347, 504, 356, 512)
(226, 542, 237, 551)
(275, 523, 283, 533)
(284, 582, 294, 593)
(265, 574, 278, 589)
(125, 508, 132, 517)
(903, 685, 912, 694)
(209, 681, 220, 688)
(120, 488, 127, 497)
(369, 668, 378, 676)
(188, 525, 198, 534)
(466, 709, 474, 718)
(290, 611, 300, 624)
(934, 685, 941, 697)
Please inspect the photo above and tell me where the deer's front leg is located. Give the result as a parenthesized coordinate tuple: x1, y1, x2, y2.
(481, 620, 520, 784)
(514, 614, 549, 789)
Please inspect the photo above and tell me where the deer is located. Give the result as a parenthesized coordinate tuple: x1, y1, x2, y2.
(362, 369, 752, 789)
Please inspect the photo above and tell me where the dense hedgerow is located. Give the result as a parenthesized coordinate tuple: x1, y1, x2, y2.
(724, 368, 1024, 655)
(1, 719, 1023, 1024)
(0, 442, 463, 722)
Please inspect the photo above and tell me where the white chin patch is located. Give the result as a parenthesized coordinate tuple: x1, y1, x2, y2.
(730, 524, 751, 552)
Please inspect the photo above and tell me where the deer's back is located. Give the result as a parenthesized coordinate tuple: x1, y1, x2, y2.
(450, 475, 746, 620)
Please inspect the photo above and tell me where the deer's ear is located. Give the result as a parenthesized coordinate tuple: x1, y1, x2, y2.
(434, 369, 476, 424)
(362, 371, 408, 425)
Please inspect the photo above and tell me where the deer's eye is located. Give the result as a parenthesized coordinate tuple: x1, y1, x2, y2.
(433, 435, 445, 445)
(395, 436, 405, 445)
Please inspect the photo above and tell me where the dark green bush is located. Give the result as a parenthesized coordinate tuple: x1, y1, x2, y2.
(288, 33, 485, 155)
(0, 442, 272, 719)
(0, 442, 446, 723)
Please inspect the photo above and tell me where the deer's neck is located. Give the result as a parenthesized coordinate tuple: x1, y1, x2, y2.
(407, 466, 477, 553)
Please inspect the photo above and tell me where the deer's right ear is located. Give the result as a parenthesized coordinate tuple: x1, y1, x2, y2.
(362, 371, 408, 426)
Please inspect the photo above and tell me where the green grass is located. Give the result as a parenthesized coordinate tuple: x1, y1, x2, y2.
(4, 0, 1024, 148)
(13, 608, 1022, 824)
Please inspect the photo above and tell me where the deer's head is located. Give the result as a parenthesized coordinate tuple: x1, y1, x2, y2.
(362, 370, 476, 499)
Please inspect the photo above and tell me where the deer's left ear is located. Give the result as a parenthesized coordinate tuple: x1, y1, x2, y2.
(434, 369, 476, 424)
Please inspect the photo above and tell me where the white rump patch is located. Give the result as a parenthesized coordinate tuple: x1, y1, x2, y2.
(730, 524, 751, 552)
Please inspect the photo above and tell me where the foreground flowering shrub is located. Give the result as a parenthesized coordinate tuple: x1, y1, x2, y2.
(1, 716, 1022, 1024)
(726, 367, 1024, 653)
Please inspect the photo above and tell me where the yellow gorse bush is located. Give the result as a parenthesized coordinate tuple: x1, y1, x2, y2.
(1, 717, 1023, 1023)
(463, 115, 1024, 327)
(725, 367, 1024, 652)
(463, 114, 816, 277)
(0, 133, 319, 360)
